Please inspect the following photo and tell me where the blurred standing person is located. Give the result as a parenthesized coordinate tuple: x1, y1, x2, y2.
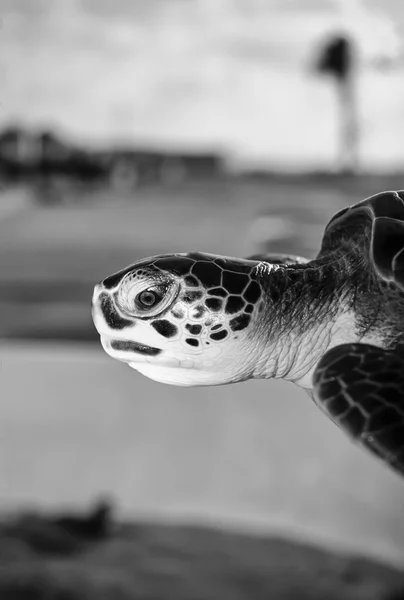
(316, 34, 358, 174)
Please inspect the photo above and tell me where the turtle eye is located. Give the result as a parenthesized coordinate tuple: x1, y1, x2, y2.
(136, 289, 161, 309)
(118, 273, 178, 318)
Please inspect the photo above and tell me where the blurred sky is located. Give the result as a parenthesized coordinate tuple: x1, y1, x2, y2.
(1, 0, 404, 169)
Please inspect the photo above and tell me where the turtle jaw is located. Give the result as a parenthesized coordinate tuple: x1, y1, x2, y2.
(128, 362, 246, 387)
(100, 335, 163, 364)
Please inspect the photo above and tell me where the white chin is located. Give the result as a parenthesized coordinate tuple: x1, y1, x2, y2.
(128, 362, 224, 387)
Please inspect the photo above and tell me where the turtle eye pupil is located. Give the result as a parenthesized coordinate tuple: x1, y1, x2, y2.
(137, 290, 159, 308)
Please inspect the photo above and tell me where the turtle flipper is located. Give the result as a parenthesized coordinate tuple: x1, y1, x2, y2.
(246, 253, 309, 265)
(312, 342, 404, 477)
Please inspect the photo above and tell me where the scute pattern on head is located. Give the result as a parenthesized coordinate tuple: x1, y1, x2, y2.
(151, 252, 263, 348)
(151, 319, 178, 338)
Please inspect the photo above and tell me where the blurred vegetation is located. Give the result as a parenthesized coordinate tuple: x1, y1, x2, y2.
(0, 125, 224, 193)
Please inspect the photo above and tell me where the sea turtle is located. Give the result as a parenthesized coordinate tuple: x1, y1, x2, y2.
(92, 190, 404, 477)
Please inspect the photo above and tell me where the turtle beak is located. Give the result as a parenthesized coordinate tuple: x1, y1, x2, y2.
(92, 283, 103, 303)
(91, 284, 104, 332)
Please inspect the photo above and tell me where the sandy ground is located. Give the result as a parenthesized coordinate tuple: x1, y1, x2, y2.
(2, 516, 404, 600)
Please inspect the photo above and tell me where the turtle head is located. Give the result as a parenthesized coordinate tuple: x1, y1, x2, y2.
(92, 252, 266, 386)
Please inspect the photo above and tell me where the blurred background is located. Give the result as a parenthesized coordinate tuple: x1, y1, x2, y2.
(2, 1, 404, 598)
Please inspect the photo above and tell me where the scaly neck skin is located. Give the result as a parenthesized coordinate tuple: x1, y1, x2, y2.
(250, 252, 363, 390)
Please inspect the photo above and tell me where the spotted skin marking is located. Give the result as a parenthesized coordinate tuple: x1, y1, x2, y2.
(96, 251, 266, 366)
(182, 290, 203, 303)
(210, 330, 228, 341)
(243, 281, 262, 303)
(225, 296, 245, 314)
(221, 271, 249, 294)
(205, 298, 223, 311)
(184, 276, 200, 287)
(230, 314, 251, 332)
(99, 293, 133, 329)
(111, 339, 161, 356)
(186, 323, 202, 335)
(101, 252, 264, 330)
(192, 305, 206, 319)
(207, 287, 228, 297)
(171, 308, 185, 319)
(151, 319, 178, 338)
(191, 261, 222, 287)
(154, 253, 263, 346)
